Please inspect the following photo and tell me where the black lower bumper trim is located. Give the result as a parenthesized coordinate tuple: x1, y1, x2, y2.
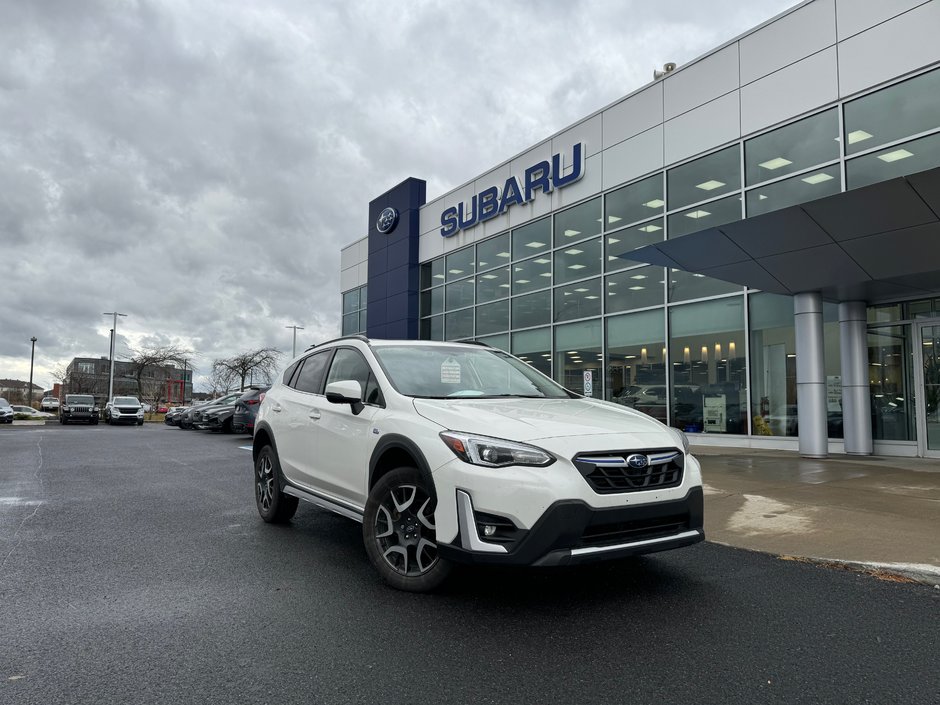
(437, 487, 704, 567)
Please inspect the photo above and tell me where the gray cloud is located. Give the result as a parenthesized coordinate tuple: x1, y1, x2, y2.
(0, 0, 797, 389)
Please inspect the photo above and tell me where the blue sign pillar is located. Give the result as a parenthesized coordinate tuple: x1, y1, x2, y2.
(366, 177, 426, 340)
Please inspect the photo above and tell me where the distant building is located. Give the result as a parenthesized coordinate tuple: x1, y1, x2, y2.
(0, 379, 44, 404)
(63, 357, 193, 404)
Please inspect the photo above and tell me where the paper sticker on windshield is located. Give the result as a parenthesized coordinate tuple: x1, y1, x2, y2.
(441, 358, 461, 384)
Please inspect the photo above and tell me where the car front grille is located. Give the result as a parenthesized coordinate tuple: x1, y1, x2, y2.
(573, 448, 683, 494)
(70, 406, 92, 413)
(117, 407, 138, 414)
(578, 513, 691, 548)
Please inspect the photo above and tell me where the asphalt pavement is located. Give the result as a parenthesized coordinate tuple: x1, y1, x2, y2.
(1, 424, 938, 705)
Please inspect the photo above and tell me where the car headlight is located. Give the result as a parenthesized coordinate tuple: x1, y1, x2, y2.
(439, 431, 555, 468)
(62, 406, 70, 412)
(93, 406, 100, 412)
(671, 427, 690, 454)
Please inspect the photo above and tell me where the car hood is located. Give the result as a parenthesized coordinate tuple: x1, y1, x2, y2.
(411, 397, 674, 443)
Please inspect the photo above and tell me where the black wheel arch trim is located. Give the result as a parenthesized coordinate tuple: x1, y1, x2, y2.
(368, 434, 434, 492)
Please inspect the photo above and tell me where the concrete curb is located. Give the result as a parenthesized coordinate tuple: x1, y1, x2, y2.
(710, 540, 940, 587)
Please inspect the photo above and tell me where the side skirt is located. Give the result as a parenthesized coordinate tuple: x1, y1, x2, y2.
(282, 484, 365, 523)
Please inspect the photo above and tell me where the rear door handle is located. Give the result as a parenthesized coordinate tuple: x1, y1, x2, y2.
(308, 410, 321, 420)
(271, 403, 282, 413)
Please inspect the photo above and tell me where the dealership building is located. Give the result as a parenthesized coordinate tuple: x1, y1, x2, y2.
(340, 0, 940, 458)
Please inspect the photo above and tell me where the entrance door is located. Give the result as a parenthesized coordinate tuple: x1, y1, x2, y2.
(915, 323, 940, 457)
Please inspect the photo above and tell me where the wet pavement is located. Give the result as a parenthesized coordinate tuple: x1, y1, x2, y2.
(695, 446, 940, 583)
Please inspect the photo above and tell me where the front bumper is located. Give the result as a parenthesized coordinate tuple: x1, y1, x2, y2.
(437, 486, 703, 567)
(61, 411, 99, 422)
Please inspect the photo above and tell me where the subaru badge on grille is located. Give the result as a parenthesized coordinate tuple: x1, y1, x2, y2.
(626, 454, 649, 469)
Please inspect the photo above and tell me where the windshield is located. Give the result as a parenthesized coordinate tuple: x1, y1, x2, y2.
(373, 345, 571, 399)
(69, 396, 94, 405)
(114, 397, 138, 405)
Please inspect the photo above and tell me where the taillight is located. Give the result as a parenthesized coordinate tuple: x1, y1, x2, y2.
(247, 397, 261, 405)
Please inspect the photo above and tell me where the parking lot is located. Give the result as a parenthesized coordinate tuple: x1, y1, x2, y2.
(2, 424, 939, 704)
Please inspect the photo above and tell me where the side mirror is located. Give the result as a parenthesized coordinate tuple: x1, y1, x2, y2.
(325, 380, 364, 415)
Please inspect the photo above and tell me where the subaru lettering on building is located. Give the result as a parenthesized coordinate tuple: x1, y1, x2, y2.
(440, 142, 585, 237)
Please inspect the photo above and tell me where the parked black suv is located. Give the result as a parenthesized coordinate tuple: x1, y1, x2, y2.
(233, 386, 268, 434)
(60, 394, 100, 424)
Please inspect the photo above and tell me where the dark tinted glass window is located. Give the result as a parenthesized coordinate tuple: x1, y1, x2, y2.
(282, 361, 301, 385)
(293, 351, 332, 393)
(325, 348, 382, 405)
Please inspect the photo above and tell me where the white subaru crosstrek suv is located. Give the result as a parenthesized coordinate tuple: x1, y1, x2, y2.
(252, 337, 704, 592)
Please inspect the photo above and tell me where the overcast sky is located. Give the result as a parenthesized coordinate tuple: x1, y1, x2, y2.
(0, 0, 798, 391)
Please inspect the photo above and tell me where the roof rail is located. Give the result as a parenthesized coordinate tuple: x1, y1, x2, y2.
(303, 334, 371, 352)
(461, 340, 491, 347)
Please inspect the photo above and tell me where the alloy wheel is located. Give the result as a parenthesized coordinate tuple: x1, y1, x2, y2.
(373, 484, 439, 577)
(256, 454, 275, 512)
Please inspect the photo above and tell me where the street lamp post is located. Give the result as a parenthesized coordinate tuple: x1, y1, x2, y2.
(102, 311, 127, 402)
(286, 325, 305, 357)
(28, 337, 37, 408)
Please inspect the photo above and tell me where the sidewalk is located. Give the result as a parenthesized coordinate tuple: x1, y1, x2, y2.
(695, 446, 940, 584)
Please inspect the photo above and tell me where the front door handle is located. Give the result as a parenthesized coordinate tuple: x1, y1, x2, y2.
(308, 410, 321, 420)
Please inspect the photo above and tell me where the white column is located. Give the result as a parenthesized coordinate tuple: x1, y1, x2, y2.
(794, 293, 828, 458)
(839, 301, 873, 455)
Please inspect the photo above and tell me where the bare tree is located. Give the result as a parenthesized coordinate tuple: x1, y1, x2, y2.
(140, 377, 166, 417)
(207, 366, 235, 397)
(124, 345, 190, 399)
(212, 348, 281, 392)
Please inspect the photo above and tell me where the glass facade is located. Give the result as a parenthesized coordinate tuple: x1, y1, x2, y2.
(342, 285, 368, 336)
(347, 63, 939, 446)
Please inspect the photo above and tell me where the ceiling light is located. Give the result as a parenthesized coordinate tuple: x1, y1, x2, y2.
(696, 179, 725, 191)
(801, 172, 835, 185)
(515, 279, 530, 284)
(644, 199, 664, 208)
(449, 269, 463, 274)
(564, 229, 581, 237)
(568, 264, 586, 269)
(497, 251, 510, 258)
(499, 283, 510, 288)
(433, 273, 445, 279)
(847, 130, 873, 145)
(758, 157, 792, 170)
(608, 215, 622, 224)
(535, 258, 551, 264)
(608, 255, 618, 261)
(574, 288, 589, 292)
(526, 241, 546, 248)
(877, 149, 914, 163)
(585, 295, 598, 300)
(629, 286, 645, 291)
(564, 248, 583, 255)
(607, 237, 620, 244)
(638, 224, 662, 232)
(758, 194, 768, 200)
(630, 274, 647, 280)
(567, 351, 579, 355)
(692, 273, 705, 278)
(539, 272, 552, 277)
(481, 274, 497, 280)
(685, 210, 711, 219)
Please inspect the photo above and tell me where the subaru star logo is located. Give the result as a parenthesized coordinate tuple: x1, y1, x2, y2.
(626, 454, 649, 470)
(376, 207, 399, 234)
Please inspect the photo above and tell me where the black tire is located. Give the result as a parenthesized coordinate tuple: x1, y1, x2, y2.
(137, 420, 144, 426)
(222, 418, 233, 434)
(91, 419, 98, 425)
(60, 418, 66, 425)
(362, 467, 451, 592)
(254, 445, 298, 523)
